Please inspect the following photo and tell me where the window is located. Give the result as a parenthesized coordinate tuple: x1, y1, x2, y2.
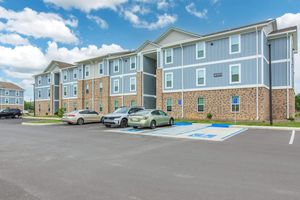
(47, 74, 51, 84)
(99, 82, 103, 94)
(63, 103, 67, 112)
(197, 97, 204, 112)
(231, 96, 240, 112)
(113, 79, 119, 93)
(85, 65, 90, 77)
(73, 69, 78, 79)
(113, 60, 119, 73)
(165, 48, 173, 64)
(16, 90, 19, 96)
(38, 76, 41, 85)
(86, 83, 89, 94)
(99, 101, 103, 112)
(63, 71, 67, 81)
(230, 64, 241, 84)
(196, 68, 206, 86)
(63, 86, 68, 97)
(114, 100, 119, 110)
(230, 34, 241, 54)
(165, 72, 173, 89)
(130, 100, 136, 107)
(73, 84, 77, 96)
(38, 90, 41, 98)
(48, 103, 50, 112)
(99, 62, 104, 75)
(16, 98, 19, 104)
(38, 104, 41, 112)
(130, 77, 136, 92)
(5, 98, 9, 104)
(5, 90, 9, 96)
(73, 102, 77, 111)
(166, 98, 172, 111)
(48, 88, 51, 98)
(85, 101, 89, 109)
(196, 42, 206, 59)
(130, 56, 136, 70)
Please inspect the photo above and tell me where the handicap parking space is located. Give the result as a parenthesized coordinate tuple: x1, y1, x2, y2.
(105, 122, 247, 142)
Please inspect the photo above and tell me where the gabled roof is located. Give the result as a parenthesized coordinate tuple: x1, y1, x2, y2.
(0, 81, 24, 90)
(135, 40, 160, 53)
(269, 26, 297, 35)
(269, 26, 298, 52)
(154, 27, 201, 45)
(43, 60, 75, 73)
(75, 50, 133, 64)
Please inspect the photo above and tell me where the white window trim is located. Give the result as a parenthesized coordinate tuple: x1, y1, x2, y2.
(165, 48, 173, 64)
(73, 84, 77, 96)
(5, 90, 9, 96)
(113, 60, 119, 73)
(165, 72, 173, 89)
(130, 77, 136, 92)
(99, 62, 104, 75)
(166, 98, 172, 110)
(16, 90, 19, 96)
(196, 68, 206, 86)
(63, 71, 68, 81)
(48, 88, 51, 98)
(196, 41, 206, 59)
(113, 79, 120, 93)
(130, 57, 136, 70)
(229, 64, 241, 84)
(85, 65, 90, 77)
(38, 76, 42, 85)
(47, 74, 51, 84)
(63, 86, 68, 97)
(73, 69, 78, 80)
(229, 34, 241, 54)
(99, 82, 103, 92)
(38, 89, 41, 98)
(231, 96, 241, 113)
(15, 98, 19, 104)
(5, 98, 9, 104)
(197, 97, 205, 112)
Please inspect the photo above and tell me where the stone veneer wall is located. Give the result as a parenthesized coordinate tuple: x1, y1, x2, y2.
(136, 72, 143, 107)
(109, 95, 138, 113)
(35, 100, 51, 116)
(272, 88, 295, 120)
(94, 76, 110, 114)
(156, 69, 163, 110)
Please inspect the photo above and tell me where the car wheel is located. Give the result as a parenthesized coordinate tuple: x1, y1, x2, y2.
(68, 122, 73, 125)
(105, 124, 111, 128)
(100, 117, 104, 123)
(77, 118, 84, 125)
(133, 126, 138, 129)
(169, 118, 174, 126)
(14, 115, 19, 119)
(150, 120, 156, 129)
(120, 118, 128, 128)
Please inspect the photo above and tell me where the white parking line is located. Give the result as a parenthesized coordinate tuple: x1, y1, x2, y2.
(289, 130, 295, 145)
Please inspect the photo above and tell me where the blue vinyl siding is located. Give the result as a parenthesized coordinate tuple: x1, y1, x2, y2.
(35, 87, 50, 100)
(163, 58, 260, 90)
(269, 37, 288, 60)
(110, 75, 137, 95)
(163, 31, 260, 68)
(0, 88, 24, 106)
(272, 62, 289, 87)
(123, 75, 137, 93)
(62, 83, 77, 99)
(110, 77, 122, 95)
(35, 73, 51, 86)
(143, 75, 156, 95)
(109, 57, 137, 76)
(62, 67, 79, 83)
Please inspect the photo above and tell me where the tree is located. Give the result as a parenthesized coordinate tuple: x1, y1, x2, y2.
(296, 94, 300, 111)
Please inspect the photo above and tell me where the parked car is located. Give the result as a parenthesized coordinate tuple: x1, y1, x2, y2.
(103, 107, 145, 128)
(0, 108, 22, 119)
(128, 109, 174, 129)
(62, 110, 103, 125)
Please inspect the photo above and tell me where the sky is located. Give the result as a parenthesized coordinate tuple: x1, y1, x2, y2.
(0, 0, 299, 101)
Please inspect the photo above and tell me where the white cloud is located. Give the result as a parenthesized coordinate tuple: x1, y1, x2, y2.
(123, 10, 177, 30)
(185, 3, 208, 19)
(44, 0, 127, 13)
(87, 15, 108, 29)
(0, 33, 29, 45)
(0, 6, 78, 44)
(211, 0, 219, 5)
(277, 13, 300, 94)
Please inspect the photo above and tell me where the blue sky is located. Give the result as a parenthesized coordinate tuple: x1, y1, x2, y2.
(0, 0, 299, 100)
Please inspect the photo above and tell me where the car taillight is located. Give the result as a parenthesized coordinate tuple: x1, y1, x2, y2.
(68, 114, 76, 117)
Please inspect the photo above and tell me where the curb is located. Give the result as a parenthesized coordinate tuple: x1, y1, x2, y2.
(22, 122, 64, 126)
(22, 116, 61, 120)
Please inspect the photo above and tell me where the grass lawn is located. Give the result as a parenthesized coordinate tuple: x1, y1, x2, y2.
(175, 119, 300, 128)
(29, 119, 62, 124)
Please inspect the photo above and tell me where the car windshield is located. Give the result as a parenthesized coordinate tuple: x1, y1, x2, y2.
(114, 107, 129, 114)
(134, 110, 150, 115)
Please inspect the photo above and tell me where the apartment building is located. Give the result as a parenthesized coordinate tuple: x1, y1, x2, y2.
(34, 19, 298, 121)
(0, 81, 24, 110)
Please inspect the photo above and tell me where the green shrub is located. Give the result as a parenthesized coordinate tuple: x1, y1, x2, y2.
(296, 94, 300, 111)
(57, 108, 65, 118)
(207, 113, 213, 120)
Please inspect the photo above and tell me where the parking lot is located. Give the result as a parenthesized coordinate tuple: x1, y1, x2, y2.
(0, 118, 299, 200)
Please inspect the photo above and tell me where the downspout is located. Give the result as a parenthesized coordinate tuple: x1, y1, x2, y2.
(33, 83, 36, 116)
(91, 61, 95, 110)
(286, 33, 289, 119)
(268, 43, 273, 125)
(121, 59, 124, 106)
(256, 27, 259, 120)
(180, 44, 184, 119)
